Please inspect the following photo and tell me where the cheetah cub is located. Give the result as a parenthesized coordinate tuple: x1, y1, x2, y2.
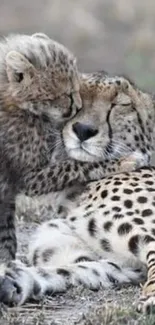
(1, 72, 155, 313)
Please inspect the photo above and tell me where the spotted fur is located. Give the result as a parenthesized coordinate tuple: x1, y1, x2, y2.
(2, 167, 155, 313)
(0, 34, 149, 281)
(0, 68, 155, 312)
(0, 33, 81, 268)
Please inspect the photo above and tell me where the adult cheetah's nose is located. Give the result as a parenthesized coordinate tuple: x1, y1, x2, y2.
(72, 122, 98, 142)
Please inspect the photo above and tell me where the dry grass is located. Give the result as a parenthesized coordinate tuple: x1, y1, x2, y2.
(1, 288, 155, 325)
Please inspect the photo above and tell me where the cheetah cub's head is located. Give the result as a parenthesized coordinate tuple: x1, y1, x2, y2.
(63, 72, 154, 162)
(0, 33, 81, 120)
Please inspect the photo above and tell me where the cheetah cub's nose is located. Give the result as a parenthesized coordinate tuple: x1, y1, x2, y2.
(72, 122, 98, 142)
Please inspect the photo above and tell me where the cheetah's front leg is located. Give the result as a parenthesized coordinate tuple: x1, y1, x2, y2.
(0, 257, 144, 306)
(23, 153, 144, 196)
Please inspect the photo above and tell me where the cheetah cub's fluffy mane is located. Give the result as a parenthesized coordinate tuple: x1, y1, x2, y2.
(0, 33, 81, 118)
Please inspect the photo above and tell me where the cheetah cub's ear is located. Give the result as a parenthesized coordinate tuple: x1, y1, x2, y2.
(31, 33, 50, 40)
(5, 51, 35, 83)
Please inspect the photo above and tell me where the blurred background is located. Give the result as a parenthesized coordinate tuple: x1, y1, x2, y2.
(0, 0, 155, 92)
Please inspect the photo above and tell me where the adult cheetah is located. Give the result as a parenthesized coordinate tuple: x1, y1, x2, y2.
(0, 71, 155, 313)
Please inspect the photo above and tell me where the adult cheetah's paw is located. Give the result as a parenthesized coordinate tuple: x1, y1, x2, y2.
(119, 152, 148, 173)
(0, 274, 22, 306)
(0, 262, 36, 306)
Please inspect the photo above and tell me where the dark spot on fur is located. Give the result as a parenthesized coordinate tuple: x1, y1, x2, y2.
(103, 221, 113, 231)
(111, 196, 120, 201)
(74, 256, 93, 263)
(142, 209, 153, 217)
(57, 268, 70, 277)
(137, 196, 147, 204)
(99, 204, 106, 208)
(112, 207, 121, 212)
(141, 227, 147, 232)
(33, 249, 39, 266)
(112, 188, 119, 193)
(126, 211, 134, 216)
(135, 188, 142, 192)
(105, 181, 111, 185)
(133, 218, 144, 225)
(101, 190, 108, 199)
(78, 265, 88, 269)
(145, 181, 154, 186)
(147, 188, 155, 192)
(142, 174, 152, 178)
(113, 213, 124, 219)
(57, 205, 65, 215)
(70, 216, 76, 222)
(152, 229, 155, 237)
(48, 222, 59, 228)
(83, 212, 93, 218)
(100, 238, 112, 252)
(114, 181, 122, 186)
(128, 235, 140, 255)
(129, 183, 138, 187)
(92, 269, 100, 276)
(144, 235, 155, 243)
(42, 248, 55, 262)
(85, 204, 92, 210)
(118, 222, 132, 235)
(104, 210, 110, 215)
(88, 218, 97, 237)
(124, 189, 133, 194)
(124, 200, 133, 209)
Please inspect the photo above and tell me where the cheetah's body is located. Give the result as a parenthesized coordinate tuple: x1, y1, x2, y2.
(30, 166, 155, 270)
(0, 36, 155, 312)
(3, 166, 155, 313)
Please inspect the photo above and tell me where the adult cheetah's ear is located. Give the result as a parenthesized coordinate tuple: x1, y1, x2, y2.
(31, 33, 50, 40)
(5, 51, 35, 83)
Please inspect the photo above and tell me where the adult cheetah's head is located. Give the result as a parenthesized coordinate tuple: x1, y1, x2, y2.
(0, 33, 81, 120)
(63, 72, 155, 162)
